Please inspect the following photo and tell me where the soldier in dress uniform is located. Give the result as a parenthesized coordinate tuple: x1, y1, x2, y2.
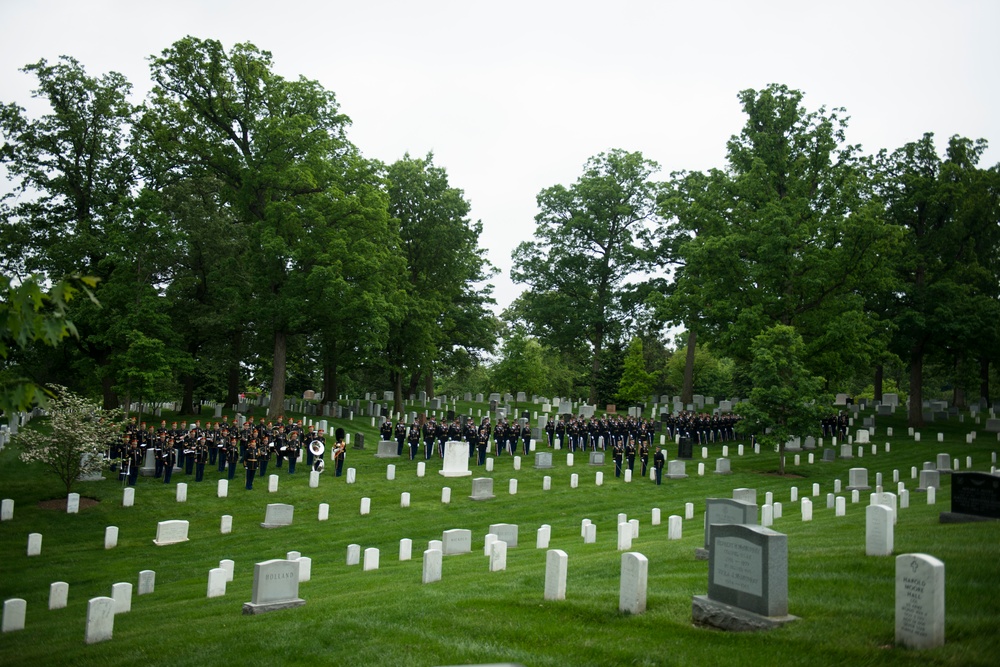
(194, 437, 208, 482)
(333, 428, 347, 477)
(244, 439, 259, 490)
(258, 437, 272, 479)
(612, 439, 624, 478)
(161, 437, 176, 484)
(653, 446, 665, 485)
(407, 422, 420, 460)
(380, 418, 393, 442)
(521, 421, 532, 456)
(226, 437, 239, 480)
(423, 418, 436, 460)
(545, 419, 555, 448)
(395, 420, 408, 457)
(127, 439, 142, 486)
(625, 437, 637, 472)
(286, 430, 301, 473)
(477, 424, 489, 465)
(639, 439, 650, 477)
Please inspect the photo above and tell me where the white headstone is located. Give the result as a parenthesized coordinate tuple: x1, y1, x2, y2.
(220, 559, 235, 582)
(617, 521, 633, 550)
(423, 548, 442, 584)
(66, 492, 80, 514)
(346, 468, 357, 483)
(154, 520, 190, 546)
(49, 582, 69, 609)
(570, 473, 578, 488)
(584, 523, 596, 544)
(207, 568, 227, 598)
(619, 552, 648, 614)
(801, 498, 813, 521)
(442, 528, 472, 555)
(0, 499, 12, 521)
(685, 502, 694, 520)
(441, 487, 451, 504)
(360, 497, 371, 515)
(489, 540, 507, 571)
(363, 547, 380, 571)
(85, 597, 115, 644)
(261, 504, 294, 528)
(895, 553, 945, 649)
(536, 524, 551, 549)
(27, 532, 42, 556)
(218, 479, 229, 497)
(596, 471, 604, 486)
(509, 478, 518, 495)
(400, 492, 410, 508)
(2, 599, 25, 632)
(866, 504, 894, 556)
(111, 582, 132, 614)
(346, 544, 361, 566)
(104, 526, 118, 549)
(668, 515, 682, 540)
(176, 483, 187, 502)
(544, 549, 568, 600)
(138, 570, 155, 596)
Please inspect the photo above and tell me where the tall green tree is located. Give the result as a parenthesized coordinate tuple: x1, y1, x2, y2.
(876, 134, 1000, 424)
(490, 329, 548, 412)
(0, 56, 170, 409)
(512, 149, 663, 404)
(384, 153, 496, 416)
(736, 325, 828, 475)
(615, 337, 655, 405)
(662, 85, 899, 391)
(142, 37, 356, 419)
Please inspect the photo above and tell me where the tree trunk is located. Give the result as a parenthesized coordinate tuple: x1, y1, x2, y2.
(424, 370, 434, 399)
(180, 373, 195, 414)
(980, 356, 991, 407)
(407, 371, 420, 399)
(682, 328, 697, 405)
(266, 330, 287, 420)
(322, 361, 338, 406)
(225, 329, 242, 407)
(873, 364, 883, 403)
(101, 374, 119, 411)
(908, 342, 924, 428)
(392, 371, 404, 418)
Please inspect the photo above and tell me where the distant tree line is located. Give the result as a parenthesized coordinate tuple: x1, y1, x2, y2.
(2, 40, 998, 428)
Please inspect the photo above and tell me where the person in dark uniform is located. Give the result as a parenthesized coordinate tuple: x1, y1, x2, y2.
(653, 446, 665, 485)
(160, 438, 176, 484)
(286, 431, 300, 474)
(244, 440, 259, 490)
(127, 440, 142, 486)
(395, 420, 407, 457)
(472, 424, 485, 465)
(226, 437, 239, 480)
(639, 440, 650, 477)
(407, 422, 420, 461)
(612, 439, 624, 478)
(194, 437, 208, 482)
(545, 419, 555, 448)
(423, 418, 436, 460)
(258, 437, 272, 479)
(380, 419, 393, 442)
(333, 428, 347, 477)
(521, 421, 532, 456)
(625, 437, 637, 472)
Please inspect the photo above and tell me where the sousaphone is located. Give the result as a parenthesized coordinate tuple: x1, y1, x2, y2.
(308, 440, 325, 457)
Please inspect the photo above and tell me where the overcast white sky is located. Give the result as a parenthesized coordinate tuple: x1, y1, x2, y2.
(2, 1, 998, 311)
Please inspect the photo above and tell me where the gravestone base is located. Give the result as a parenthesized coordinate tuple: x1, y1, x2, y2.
(692, 595, 798, 632)
(939, 511, 1000, 524)
(241, 598, 306, 615)
(694, 548, 710, 561)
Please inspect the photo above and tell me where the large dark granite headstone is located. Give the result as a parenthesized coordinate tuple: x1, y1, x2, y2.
(940, 471, 1000, 522)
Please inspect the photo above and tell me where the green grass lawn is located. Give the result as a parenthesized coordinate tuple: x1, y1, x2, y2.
(1, 403, 999, 666)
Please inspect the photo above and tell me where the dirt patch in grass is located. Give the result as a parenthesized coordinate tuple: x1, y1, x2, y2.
(758, 470, 806, 478)
(38, 497, 101, 510)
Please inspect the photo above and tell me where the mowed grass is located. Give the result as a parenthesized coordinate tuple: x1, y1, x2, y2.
(1, 404, 999, 666)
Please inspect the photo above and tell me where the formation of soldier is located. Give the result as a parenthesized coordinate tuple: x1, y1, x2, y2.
(113, 416, 327, 490)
